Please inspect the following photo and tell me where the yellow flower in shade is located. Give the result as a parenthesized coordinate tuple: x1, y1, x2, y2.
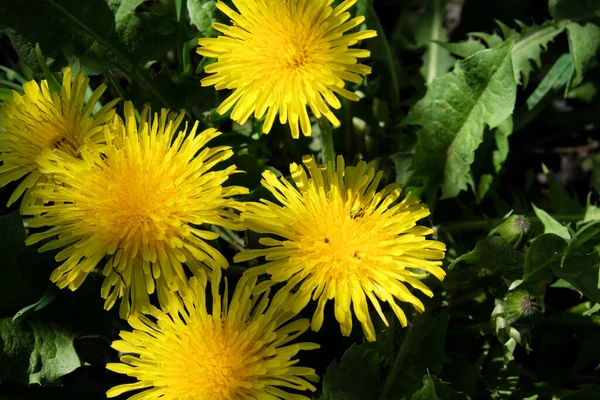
(24, 102, 248, 318)
(234, 156, 447, 342)
(197, 0, 377, 139)
(106, 268, 320, 399)
(0, 67, 119, 210)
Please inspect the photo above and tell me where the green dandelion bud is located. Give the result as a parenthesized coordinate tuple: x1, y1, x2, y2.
(505, 290, 541, 324)
(496, 214, 532, 247)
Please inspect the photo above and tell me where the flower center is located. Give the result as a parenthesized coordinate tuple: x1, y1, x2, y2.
(298, 199, 389, 280)
(277, 41, 309, 69)
(161, 319, 253, 399)
(79, 155, 187, 247)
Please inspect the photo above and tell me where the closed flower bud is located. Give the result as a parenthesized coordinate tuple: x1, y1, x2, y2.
(496, 214, 532, 247)
(505, 290, 541, 324)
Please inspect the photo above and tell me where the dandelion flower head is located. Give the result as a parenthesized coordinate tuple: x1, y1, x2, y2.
(106, 268, 320, 399)
(235, 155, 447, 341)
(24, 102, 248, 318)
(0, 67, 118, 209)
(197, 0, 377, 138)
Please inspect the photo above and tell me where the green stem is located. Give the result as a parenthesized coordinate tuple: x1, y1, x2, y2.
(425, 0, 444, 85)
(320, 118, 336, 167)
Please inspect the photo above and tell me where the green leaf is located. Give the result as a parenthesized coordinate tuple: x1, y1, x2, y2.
(448, 236, 524, 272)
(548, 0, 600, 23)
(525, 53, 574, 109)
(440, 20, 564, 87)
(378, 312, 449, 398)
(435, 37, 486, 59)
(541, 164, 585, 216)
(523, 233, 568, 282)
(395, 0, 455, 84)
(0, 318, 81, 385)
(0, 318, 34, 383)
(565, 22, 600, 89)
(510, 20, 565, 86)
(532, 204, 572, 240)
(187, 0, 218, 37)
(405, 37, 517, 199)
(321, 344, 381, 400)
(551, 250, 600, 303)
(410, 374, 467, 400)
(110, 0, 183, 63)
(27, 321, 82, 385)
(0, 0, 175, 106)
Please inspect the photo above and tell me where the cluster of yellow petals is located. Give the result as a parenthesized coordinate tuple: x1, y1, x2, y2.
(197, 0, 377, 138)
(106, 269, 319, 400)
(0, 67, 118, 210)
(235, 156, 447, 341)
(24, 102, 248, 318)
(0, 0, 451, 395)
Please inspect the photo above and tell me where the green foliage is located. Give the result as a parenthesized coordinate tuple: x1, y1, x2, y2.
(0, 318, 81, 385)
(1, 0, 600, 398)
(565, 22, 600, 89)
(406, 38, 517, 199)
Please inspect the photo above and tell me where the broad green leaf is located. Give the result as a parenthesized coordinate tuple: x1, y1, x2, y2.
(405, 37, 517, 199)
(565, 22, 600, 89)
(523, 233, 568, 282)
(551, 251, 600, 303)
(320, 344, 381, 400)
(448, 236, 524, 272)
(28, 321, 82, 385)
(0, 318, 81, 385)
(532, 204, 571, 240)
(187, 0, 218, 37)
(548, 0, 600, 22)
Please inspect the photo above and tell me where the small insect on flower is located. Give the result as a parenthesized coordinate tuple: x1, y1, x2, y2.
(0, 67, 119, 210)
(106, 268, 320, 400)
(197, 0, 377, 138)
(23, 102, 248, 318)
(235, 155, 447, 341)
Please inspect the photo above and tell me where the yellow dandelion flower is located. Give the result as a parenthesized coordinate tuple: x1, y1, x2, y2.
(234, 155, 447, 342)
(106, 268, 320, 399)
(24, 102, 248, 318)
(0, 67, 119, 210)
(197, 0, 377, 139)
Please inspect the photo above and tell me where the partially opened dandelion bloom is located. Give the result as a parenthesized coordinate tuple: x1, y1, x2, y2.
(235, 156, 446, 341)
(24, 102, 248, 318)
(197, 0, 377, 138)
(0, 67, 118, 209)
(106, 268, 319, 399)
